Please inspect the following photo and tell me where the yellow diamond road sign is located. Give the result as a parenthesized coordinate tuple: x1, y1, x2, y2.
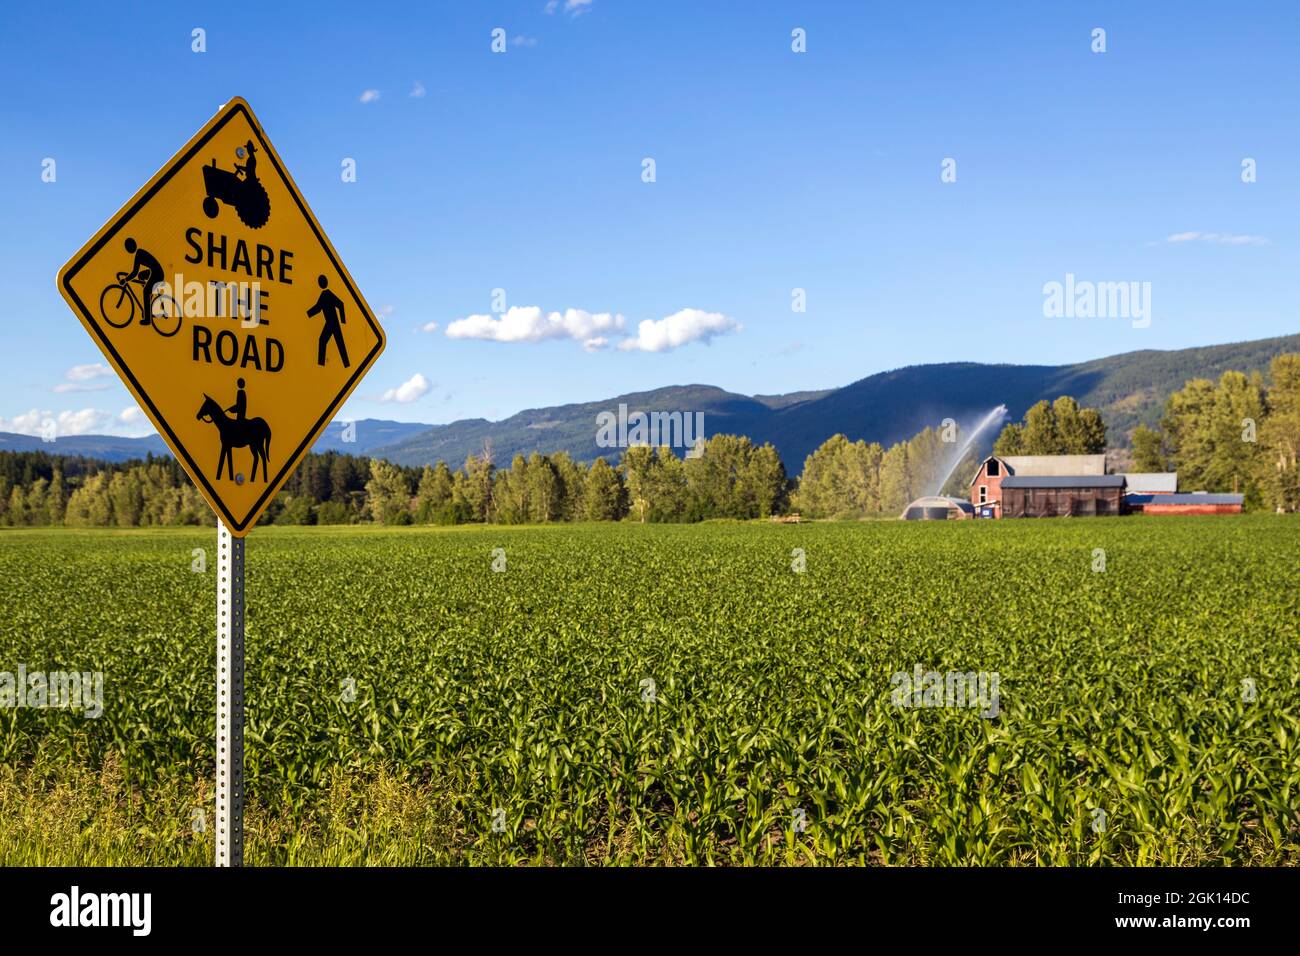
(57, 98, 385, 535)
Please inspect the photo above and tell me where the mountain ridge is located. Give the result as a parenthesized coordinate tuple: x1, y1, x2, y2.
(371, 332, 1300, 472)
(8, 332, 1297, 472)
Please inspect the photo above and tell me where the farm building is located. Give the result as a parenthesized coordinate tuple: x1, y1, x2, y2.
(1000, 475, 1126, 517)
(900, 496, 975, 520)
(968, 455, 1107, 518)
(1125, 492, 1244, 515)
(1118, 472, 1178, 494)
(958, 455, 1235, 519)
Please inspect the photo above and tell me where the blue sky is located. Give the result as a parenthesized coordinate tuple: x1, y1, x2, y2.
(2, 0, 1297, 436)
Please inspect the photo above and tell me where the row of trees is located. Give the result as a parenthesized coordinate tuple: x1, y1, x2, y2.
(0, 435, 789, 528)
(793, 426, 954, 518)
(0, 455, 214, 528)
(361, 434, 789, 525)
(4, 354, 1298, 526)
(1131, 356, 1300, 511)
(0, 449, 377, 529)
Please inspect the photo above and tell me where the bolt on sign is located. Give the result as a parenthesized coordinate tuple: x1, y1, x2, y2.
(57, 97, 386, 534)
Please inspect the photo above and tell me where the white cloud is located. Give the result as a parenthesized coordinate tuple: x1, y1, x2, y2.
(54, 362, 115, 392)
(547, 0, 592, 14)
(446, 306, 625, 345)
(377, 304, 396, 317)
(0, 407, 112, 437)
(617, 308, 742, 353)
(1, 404, 149, 439)
(55, 409, 113, 435)
(444, 305, 739, 353)
(1165, 231, 1268, 246)
(66, 363, 112, 382)
(409, 81, 426, 98)
(359, 89, 381, 104)
(379, 373, 431, 404)
(421, 321, 440, 333)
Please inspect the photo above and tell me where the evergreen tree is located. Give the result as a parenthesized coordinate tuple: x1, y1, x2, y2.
(685, 435, 748, 518)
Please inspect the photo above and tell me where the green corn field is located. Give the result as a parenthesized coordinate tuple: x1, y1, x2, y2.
(1, 516, 1297, 865)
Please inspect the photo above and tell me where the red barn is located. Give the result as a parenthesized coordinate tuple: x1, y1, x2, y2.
(967, 455, 1106, 518)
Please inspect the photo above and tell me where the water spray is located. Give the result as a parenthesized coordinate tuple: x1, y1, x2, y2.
(930, 404, 1009, 496)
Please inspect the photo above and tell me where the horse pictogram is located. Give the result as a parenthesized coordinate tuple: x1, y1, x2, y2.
(197, 383, 271, 482)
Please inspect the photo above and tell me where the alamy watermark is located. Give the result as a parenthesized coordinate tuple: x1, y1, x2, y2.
(596, 403, 705, 450)
(49, 886, 150, 936)
(1, 666, 103, 718)
(891, 665, 1000, 718)
(1042, 273, 1151, 328)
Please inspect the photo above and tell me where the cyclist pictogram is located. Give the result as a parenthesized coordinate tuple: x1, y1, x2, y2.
(99, 238, 181, 336)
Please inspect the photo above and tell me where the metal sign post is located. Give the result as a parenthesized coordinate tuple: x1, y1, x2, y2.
(215, 519, 245, 866)
(55, 97, 385, 866)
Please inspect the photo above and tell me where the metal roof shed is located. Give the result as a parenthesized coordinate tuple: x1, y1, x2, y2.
(1000, 475, 1127, 489)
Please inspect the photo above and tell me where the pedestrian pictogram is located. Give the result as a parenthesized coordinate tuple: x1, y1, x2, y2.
(57, 97, 386, 535)
(307, 274, 350, 368)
